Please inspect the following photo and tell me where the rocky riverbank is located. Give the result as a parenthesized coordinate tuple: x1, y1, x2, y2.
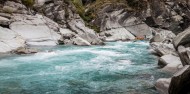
(151, 26, 190, 94)
(0, 0, 190, 94)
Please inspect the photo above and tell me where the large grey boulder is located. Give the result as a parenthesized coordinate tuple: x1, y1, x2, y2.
(3, 1, 27, 14)
(150, 29, 176, 43)
(59, 28, 91, 46)
(169, 65, 190, 94)
(173, 27, 190, 49)
(10, 14, 61, 46)
(150, 42, 177, 56)
(68, 18, 103, 45)
(0, 26, 25, 53)
(14, 47, 38, 54)
(158, 54, 182, 73)
(177, 46, 190, 66)
(100, 28, 135, 42)
(155, 78, 171, 94)
(0, 16, 11, 26)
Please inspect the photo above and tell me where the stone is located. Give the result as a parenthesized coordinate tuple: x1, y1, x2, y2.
(173, 27, 190, 49)
(155, 78, 171, 94)
(3, 1, 27, 14)
(169, 65, 190, 94)
(0, 26, 25, 53)
(100, 28, 135, 42)
(150, 29, 176, 43)
(177, 45, 190, 66)
(159, 54, 182, 73)
(73, 36, 91, 46)
(14, 47, 38, 54)
(34, 0, 52, 7)
(68, 18, 103, 45)
(150, 42, 177, 56)
(0, 15, 11, 26)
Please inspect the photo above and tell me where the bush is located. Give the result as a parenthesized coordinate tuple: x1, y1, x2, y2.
(21, 0, 34, 8)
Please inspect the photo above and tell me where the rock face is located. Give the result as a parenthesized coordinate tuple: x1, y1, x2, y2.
(144, 0, 190, 33)
(10, 14, 61, 46)
(37, 0, 103, 45)
(169, 65, 190, 94)
(0, 26, 25, 53)
(95, 9, 153, 41)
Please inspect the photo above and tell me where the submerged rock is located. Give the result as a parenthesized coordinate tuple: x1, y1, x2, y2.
(14, 47, 38, 54)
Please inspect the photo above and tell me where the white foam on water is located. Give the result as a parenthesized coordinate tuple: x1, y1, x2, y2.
(90, 55, 114, 63)
(118, 60, 133, 65)
(0, 59, 17, 67)
(134, 41, 149, 46)
(89, 50, 125, 57)
(55, 66, 67, 71)
(14, 51, 58, 62)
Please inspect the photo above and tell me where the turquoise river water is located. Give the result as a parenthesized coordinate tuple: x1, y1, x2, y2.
(0, 41, 169, 94)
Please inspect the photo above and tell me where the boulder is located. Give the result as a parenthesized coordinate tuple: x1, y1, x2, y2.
(59, 28, 91, 46)
(10, 14, 61, 46)
(14, 47, 38, 54)
(73, 36, 91, 46)
(100, 28, 135, 42)
(0, 16, 11, 26)
(150, 42, 177, 56)
(177, 46, 190, 66)
(0, 26, 25, 53)
(3, 1, 27, 14)
(150, 29, 176, 43)
(169, 65, 190, 94)
(34, 0, 52, 7)
(159, 54, 182, 73)
(68, 18, 103, 45)
(155, 78, 171, 94)
(173, 27, 190, 49)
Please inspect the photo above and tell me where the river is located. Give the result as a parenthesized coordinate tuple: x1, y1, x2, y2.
(0, 41, 169, 94)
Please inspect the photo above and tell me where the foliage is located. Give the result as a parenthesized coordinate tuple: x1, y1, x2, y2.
(71, 0, 100, 32)
(21, 0, 34, 8)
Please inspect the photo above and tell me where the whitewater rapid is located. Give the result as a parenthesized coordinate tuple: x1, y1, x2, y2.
(0, 41, 169, 94)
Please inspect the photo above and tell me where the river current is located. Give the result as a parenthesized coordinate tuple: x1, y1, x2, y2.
(0, 41, 169, 94)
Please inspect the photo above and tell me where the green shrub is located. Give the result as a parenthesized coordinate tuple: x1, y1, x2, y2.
(21, 0, 34, 8)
